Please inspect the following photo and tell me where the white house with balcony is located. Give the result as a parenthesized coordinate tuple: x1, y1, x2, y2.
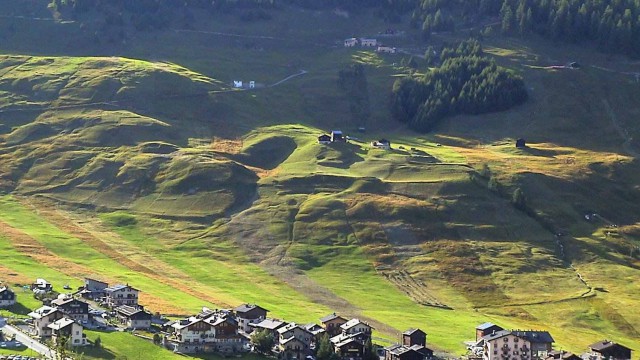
(104, 284, 139, 308)
(28, 306, 64, 339)
(48, 318, 87, 347)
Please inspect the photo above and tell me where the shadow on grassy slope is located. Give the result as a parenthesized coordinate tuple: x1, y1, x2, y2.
(233, 136, 297, 170)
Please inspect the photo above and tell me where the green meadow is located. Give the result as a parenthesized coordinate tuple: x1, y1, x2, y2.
(0, 1, 639, 358)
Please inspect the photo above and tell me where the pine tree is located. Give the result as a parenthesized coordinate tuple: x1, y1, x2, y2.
(317, 334, 337, 360)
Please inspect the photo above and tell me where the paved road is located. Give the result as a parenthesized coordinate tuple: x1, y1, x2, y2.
(0, 321, 56, 359)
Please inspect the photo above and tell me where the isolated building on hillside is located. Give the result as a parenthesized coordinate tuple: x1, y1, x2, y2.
(331, 130, 345, 142)
(360, 38, 377, 47)
(115, 305, 152, 330)
(29, 306, 64, 339)
(48, 318, 87, 347)
(234, 304, 268, 333)
(318, 134, 332, 144)
(377, 46, 397, 54)
(587, 340, 632, 360)
(104, 284, 139, 308)
(0, 287, 16, 308)
(51, 295, 89, 323)
(372, 139, 391, 150)
(344, 38, 358, 47)
(476, 322, 504, 341)
(516, 138, 526, 148)
(320, 313, 348, 337)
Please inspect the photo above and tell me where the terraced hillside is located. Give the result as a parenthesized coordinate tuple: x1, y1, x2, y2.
(0, 1, 639, 359)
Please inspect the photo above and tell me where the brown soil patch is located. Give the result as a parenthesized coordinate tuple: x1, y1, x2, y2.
(0, 220, 91, 278)
(0, 265, 30, 284)
(210, 137, 243, 154)
(20, 197, 232, 309)
(0, 217, 202, 313)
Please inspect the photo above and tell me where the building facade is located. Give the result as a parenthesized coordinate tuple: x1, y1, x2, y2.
(104, 284, 139, 308)
(48, 318, 87, 347)
(51, 296, 90, 323)
(0, 287, 16, 308)
(234, 304, 268, 333)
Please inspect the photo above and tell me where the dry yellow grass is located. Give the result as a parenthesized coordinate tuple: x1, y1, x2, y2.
(210, 137, 243, 154)
(22, 198, 234, 309)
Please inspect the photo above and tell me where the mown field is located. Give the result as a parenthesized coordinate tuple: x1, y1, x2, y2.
(0, 1, 639, 359)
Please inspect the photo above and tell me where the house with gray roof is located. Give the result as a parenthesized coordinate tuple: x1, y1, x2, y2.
(234, 304, 268, 333)
(0, 287, 16, 308)
(104, 284, 139, 308)
(115, 305, 152, 330)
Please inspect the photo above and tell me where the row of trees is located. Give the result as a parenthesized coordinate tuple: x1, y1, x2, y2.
(410, 0, 640, 57)
(498, 0, 640, 56)
(390, 40, 528, 133)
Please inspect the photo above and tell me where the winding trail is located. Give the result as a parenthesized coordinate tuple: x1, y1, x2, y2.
(269, 70, 308, 87)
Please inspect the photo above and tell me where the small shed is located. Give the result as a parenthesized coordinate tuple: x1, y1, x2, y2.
(360, 38, 378, 47)
(372, 139, 391, 150)
(515, 138, 526, 148)
(331, 130, 344, 142)
(377, 46, 397, 54)
(344, 38, 358, 47)
(318, 134, 332, 144)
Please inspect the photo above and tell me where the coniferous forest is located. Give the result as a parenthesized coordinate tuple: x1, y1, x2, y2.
(390, 40, 528, 133)
(413, 0, 640, 57)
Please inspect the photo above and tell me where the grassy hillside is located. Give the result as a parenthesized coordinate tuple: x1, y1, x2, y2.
(0, 1, 639, 358)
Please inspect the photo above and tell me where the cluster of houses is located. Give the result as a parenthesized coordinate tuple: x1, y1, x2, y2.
(344, 37, 397, 54)
(0, 279, 153, 349)
(0, 281, 635, 360)
(469, 322, 633, 360)
(160, 305, 384, 358)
